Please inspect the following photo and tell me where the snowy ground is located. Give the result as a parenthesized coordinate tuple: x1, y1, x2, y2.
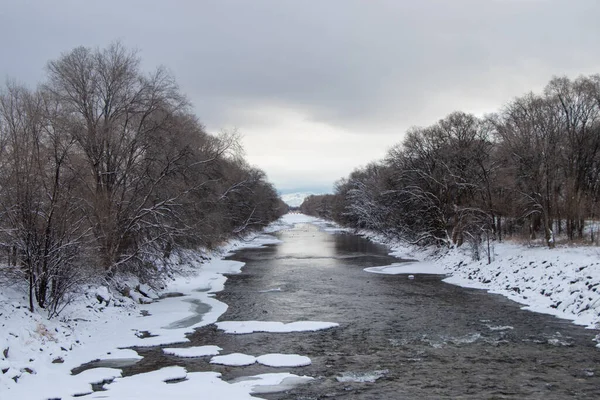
(0, 214, 332, 399)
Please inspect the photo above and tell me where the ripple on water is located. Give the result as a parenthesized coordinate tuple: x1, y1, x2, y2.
(336, 369, 389, 383)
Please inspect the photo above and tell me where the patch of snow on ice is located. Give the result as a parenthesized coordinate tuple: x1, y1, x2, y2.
(256, 354, 311, 367)
(210, 353, 257, 366)
(364, 261, 446, 275)
(84, 366, 259, 399)
(216, 320, 339, 334)
(231, 373, 314, 394)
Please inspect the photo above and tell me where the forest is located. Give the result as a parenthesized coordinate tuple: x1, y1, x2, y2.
(301, 74, 600, 257)
(0, 43, 287, 316)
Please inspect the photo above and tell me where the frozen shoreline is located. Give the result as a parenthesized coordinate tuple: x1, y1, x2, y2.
(0, 215, 322, 399)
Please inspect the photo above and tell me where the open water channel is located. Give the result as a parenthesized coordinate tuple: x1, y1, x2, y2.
(118, 221, 600, 399)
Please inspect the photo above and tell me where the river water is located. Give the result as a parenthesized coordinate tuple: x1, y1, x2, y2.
(121, 222, 600, 399)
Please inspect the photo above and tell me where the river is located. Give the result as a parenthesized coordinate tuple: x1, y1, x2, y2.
(120, 221, 600, 399)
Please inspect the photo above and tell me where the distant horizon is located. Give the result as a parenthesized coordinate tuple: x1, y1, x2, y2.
(278, 187, 331, 196)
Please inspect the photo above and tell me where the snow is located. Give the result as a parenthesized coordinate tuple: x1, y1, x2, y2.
(364, 261, 447, 275)
(216, 320, 339, 334)
(163, 346, 222, 358)
(231, 372, 313, 394)
(80, 366, 300, 399)
(5, 211, 600, 399)
(210, 353, 257, 366)
(210, 353, 312, 367)
(256, 354, 311, 367)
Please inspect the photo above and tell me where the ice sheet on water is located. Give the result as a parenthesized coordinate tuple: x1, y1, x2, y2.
(364, 261, 446, 275)
(210, 353, 311, 367)
(216, 320, 339, 334)
(210, 353, 257, 366)
(256, 354, 311, 367)
(231, 373, 314, 394)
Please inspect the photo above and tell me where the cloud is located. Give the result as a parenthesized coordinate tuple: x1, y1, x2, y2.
(2, 0, 600, 191)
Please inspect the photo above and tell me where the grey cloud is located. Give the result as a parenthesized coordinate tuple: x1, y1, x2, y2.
(2, 0, 600, 191)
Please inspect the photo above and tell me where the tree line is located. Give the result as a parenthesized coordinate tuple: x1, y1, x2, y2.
(301, 75, 600, 259)
(0, 43, 287, 316)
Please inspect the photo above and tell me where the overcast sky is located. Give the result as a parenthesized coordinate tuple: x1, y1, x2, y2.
(2, 1, 600, 194)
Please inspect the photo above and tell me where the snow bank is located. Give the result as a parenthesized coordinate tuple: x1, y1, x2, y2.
(441, 242, 600, 329)
(355, 228, 600, 338)
(216, 320, 339, 334)
(0, 219, 296, 399)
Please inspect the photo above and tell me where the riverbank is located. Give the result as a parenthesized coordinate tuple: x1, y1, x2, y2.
(0, 217, 309, 399)
(342, 225, 600, 346)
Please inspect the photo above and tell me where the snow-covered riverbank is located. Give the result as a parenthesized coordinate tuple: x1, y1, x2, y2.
(0, 215, 332, 399)
(347, 226, 600, 346)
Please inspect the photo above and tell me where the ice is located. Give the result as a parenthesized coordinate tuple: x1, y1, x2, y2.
(209, 353, 312, 367)
(210, 353, 257, 366)
(216, 320, 339, 334)
(364, 261, 446, 275)
(256, 354, 311, 367)
(163, 345, 222, 358)
(83, 367, 258, 399)
(231, 373, 314, 394)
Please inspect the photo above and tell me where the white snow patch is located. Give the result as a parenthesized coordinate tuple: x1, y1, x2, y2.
(210, 353, 257, 366)
(364, 261, 446, 275)
(209, 353, 311, 368)
(163, 345, 222, 358)
(231, 372, 314, 394)
(83, 366, 260, 399)
(256, 354, 311, 367)
(216, 320, 339, 334)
